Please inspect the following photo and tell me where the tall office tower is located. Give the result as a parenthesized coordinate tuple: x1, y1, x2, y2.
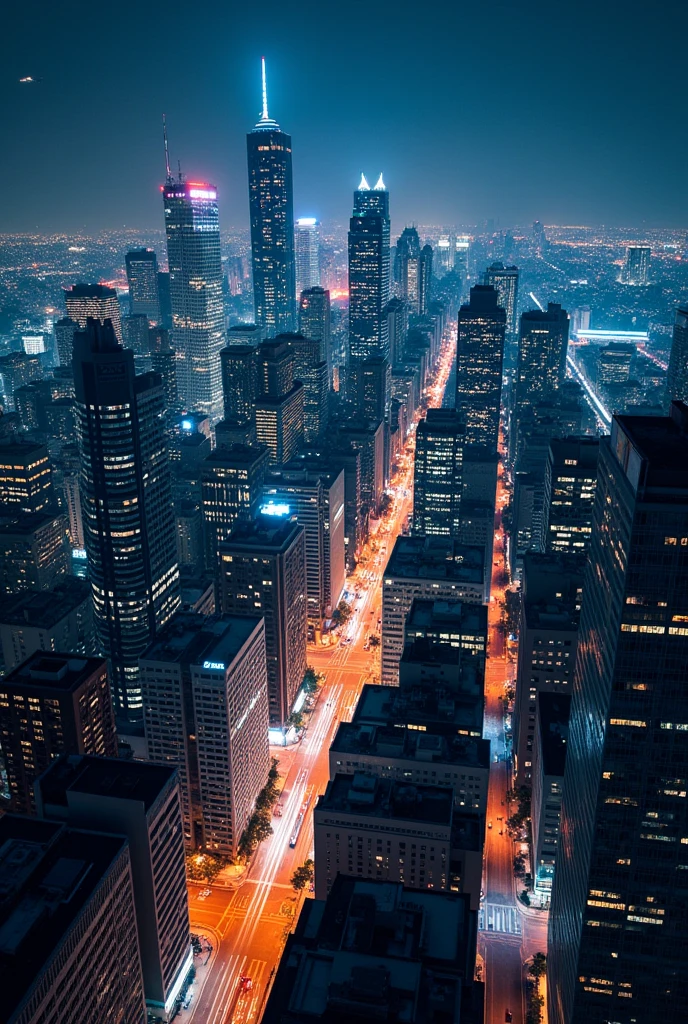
(140, 612, 270, 857)
(548, 403, 688, 1024)
(334, 419, 385, 518)
(0, 652, 116, 813)
(348, 174, 391, 405)
(381, 536, 485, 684)
(162, 175, 224, 421)
(0, 578, 93, 674)
(666, 304, 688, 404)
(54, 316, 77, 367)
(384, 295, 407, 366)
(219, 513, 307, 726)
(201, 444, 269, 568)
(298, 286, 331, 385)
(513, 551, 583, 785)
(622, 244, 651, 285)
(126, 248, 161, 322)
(263, 461, 346, 625)
(0, 816, 146, 1024)
(0, 512, 69, 594)
(533, 219, 546, 253)
(255, 337, 305, 463)
(65, 283, 122, 343)
(597, 343, 634, 385)
(247, 59, 296, 334)
(455, 285, 506, 452)
(395, 227, 432, 315)
(73, 319, 180, 722)
(220, 344, 257, 440)
(0, 352, 42, 411)
(484, 261, 519, 341)
(541, 437, 599, 554)
(0, 438, 54, 514)
(157, 270, 172, 327)
(513, 303, 569, 433)
(413, 408, 464, 536)
(122, 313, 151, 363)
(149, 327, 180, 427)
(37, 756, 192, 1022)
(295, 217, 320, 296)
(288, 333, 329, 442)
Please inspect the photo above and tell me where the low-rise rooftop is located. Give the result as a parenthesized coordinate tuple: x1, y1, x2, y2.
(0, 578, 91, 628)
(1, 652, 106, 694)
(331, 721, 490, 771)
(385, 536, 484, 584)
(38, 754, 177, 815)
(318, 774, 454, 828)
(140, 612, 262, 668)
(353, 683, 483, 738)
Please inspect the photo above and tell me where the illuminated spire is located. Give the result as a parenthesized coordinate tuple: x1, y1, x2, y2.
(374, 173, 386, 190)
(261, 56, 269, 121)
(358, 173, 371, 191)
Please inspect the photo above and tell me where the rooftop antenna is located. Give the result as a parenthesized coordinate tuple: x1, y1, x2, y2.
(162, 114, 172, 182)
(178, 159, 184, 183)
(261, 56, 269, 121)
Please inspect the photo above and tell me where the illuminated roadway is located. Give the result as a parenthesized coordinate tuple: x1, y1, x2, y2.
(186, 325, 547, 1024)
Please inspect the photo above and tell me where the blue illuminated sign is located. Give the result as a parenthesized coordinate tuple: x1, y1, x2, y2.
(260, 501, 291, 517)
(202, 661, 225, 671)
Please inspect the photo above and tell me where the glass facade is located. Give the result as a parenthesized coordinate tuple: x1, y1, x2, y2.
(455, 285, 506, 452)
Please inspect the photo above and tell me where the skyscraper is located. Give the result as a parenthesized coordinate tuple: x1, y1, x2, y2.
(295, 217, 320, 296)
(413, 408, 464, 536)
(73, 319, 180, 721)
(254, 337, 305, 464)
(247, 59, 296, 334)
(65, 283, 122, 344)
(541, 437, 599, 554)
(149, 326, 181, 428)
(288, 333, 329, 442)
(298, 286, 331, 385)
(162, 175, 224, 421)
(220, 344, 258, 439)
(126, 249, 161, 323)
(483, 262, 519, 341)
(455, 285, 506, 452)
(666, 304, 688, 404)
(395, 227, 433, 315)
(348, 173, 391, 366)
(513, 303, 570, 460)
(622, 244, 651, 285)
(54, 316, 77, 367)
(548, 403, 688, 1024)
(0, 438, 54, 514)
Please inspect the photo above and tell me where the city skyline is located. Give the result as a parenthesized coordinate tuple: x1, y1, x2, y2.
(4, 0, 688, 233)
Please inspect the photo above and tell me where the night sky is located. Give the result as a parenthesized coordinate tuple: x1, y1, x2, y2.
(2, 0, 686, 233)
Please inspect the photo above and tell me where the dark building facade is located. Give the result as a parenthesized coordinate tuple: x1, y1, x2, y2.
(413, 408, 464, 536)
(247, 60, 296, 334)
(548, 403, 688, 1024)
(541, 437, 599, 554)
(667, 304, 688, 405)
(126, 249, 161, 323)
(73, 319, 180, 721)
(455, 285, 506, 452)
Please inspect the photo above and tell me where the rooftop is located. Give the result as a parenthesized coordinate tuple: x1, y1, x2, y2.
(38, 754, 177, 814)
(613, 402, 688, 492)
(140, 612, 262, 668)
(0, 815, 130, 1022)
(318, 775, 454, 828)
(331, 721, 490, 771)
(354, 683, 483, 738)
(0, 512, 65, 537)
(0, 652, 106, 694)
(385, 536, 484, 584)
(0, 578, 91, 628)
(405, 598, 488, 638)
(222, 513, 303, 552)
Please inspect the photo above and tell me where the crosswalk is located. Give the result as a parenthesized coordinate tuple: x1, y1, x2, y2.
(479, 902, 522, 935)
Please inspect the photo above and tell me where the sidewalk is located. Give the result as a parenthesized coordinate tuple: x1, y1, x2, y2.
(173, 930, 216, 1023)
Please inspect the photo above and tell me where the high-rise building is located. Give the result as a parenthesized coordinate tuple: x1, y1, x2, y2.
(384, 295, 407, 367)
(512, 302, 570, 457)
(227, 323, 264, 348)
(541, 437, 599, 554)
(157, 270, 172, 328)
(298, 286, 331, 385)
(0, 815, 146, 1024)
(287, 333, 329, 442)
(666, 304, 688, 404)
(455, 285, 506, 452)
(65, 283, 122, 344)
(0, 512, 69, 594)
(395, 227, 432, 315)
(220, 344, 257, 439)
(140, 612, 270, 857)
(126, 249, 161, 322)
(483, 262, 519, 341)
(0, 578, 94, 676)
(219, 512, 306, 726)
(73, 319, 180, 721)
(0, 352, 42, 411)
(548, 403, 688, 1024)
(597, 342, 635, 385)
(201, 444, 269, 569)
(254, 337, 305, 463)
(295, 217, 320, 296)
(621, 244, 651, 285)
(413, 408, 464, 536)
(0, 652, 117, 813)
(348, 174, 390, 408)
(247, 59, 296, 334)
(54, 316, 78, 367)
(37, 755, 193, 1022)
(122, 313, 151, 366)
(149, 326, 181, 427)
(263, 461, 346, 625)
(162, 175, 224, 421)
(381, 537, 485, 684)
(531, 691, 570, 899)
(0, 438, 54, 514)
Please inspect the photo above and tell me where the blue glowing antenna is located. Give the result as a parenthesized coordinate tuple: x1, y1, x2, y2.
(261, 56, 269, 121)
